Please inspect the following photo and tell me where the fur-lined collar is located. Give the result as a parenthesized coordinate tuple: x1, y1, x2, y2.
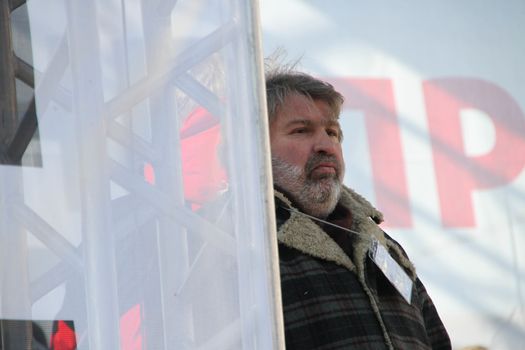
(275, 186, 415, 279)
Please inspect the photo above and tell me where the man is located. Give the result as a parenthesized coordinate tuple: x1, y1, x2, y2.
(266, 67, 451, 349)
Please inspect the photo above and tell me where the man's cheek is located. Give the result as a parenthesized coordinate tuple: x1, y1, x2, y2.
(340, 159, 345, 179)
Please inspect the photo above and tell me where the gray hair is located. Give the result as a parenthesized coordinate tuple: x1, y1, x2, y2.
(265, 67, 345, 121)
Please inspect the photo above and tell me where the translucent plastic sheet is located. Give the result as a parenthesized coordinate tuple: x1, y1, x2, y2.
(0, 0, 282, 349)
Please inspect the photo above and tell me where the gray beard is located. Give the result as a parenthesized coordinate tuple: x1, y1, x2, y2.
(272, 155, 343, 219)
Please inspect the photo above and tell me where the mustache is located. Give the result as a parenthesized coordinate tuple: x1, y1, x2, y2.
(305, 154, 341, 178)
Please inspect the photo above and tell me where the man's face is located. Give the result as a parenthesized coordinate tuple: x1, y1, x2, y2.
(269, 93, 345, 218)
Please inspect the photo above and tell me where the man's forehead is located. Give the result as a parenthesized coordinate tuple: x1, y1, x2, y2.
(279, 95, 339, 121)
(284, 117, 340, 127)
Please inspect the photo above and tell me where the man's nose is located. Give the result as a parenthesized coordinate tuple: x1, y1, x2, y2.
(313, 132, 338, 155)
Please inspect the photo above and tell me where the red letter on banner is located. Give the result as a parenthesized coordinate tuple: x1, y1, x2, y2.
(331, 79, 412, 228)
(423, 78, 525, 227)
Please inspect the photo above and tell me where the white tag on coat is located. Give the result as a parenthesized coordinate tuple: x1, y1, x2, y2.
(369, 239, 413, 304)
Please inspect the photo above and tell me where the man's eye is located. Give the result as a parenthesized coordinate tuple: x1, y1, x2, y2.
(292, 128, 308, 134)
(327, 129, 339, 138)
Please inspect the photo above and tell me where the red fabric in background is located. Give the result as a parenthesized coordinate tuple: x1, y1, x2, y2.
(143, 107, 227, 210)
(180, 107, 227, 209)
(50, 321, 77, 350)
(120, 304, 143, 350)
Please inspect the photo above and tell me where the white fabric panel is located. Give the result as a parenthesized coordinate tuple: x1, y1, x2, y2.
(0, 0, 282, 349)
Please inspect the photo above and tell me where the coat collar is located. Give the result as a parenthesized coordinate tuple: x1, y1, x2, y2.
(275, 186, 415, 278)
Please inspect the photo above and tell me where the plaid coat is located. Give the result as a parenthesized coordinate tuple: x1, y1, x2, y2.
(275, 187, 451, 350)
